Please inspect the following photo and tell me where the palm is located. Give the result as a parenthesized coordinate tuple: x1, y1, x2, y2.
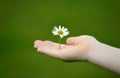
(34, 40, 87, 61)
(34, 35, 96, 61)
(34, 40, 74, 56)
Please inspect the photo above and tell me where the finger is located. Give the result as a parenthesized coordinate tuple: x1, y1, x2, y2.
(66, 37, 78, 45)
(37, 42, 61, 58)
(34, 40, 43, 48)
(44, 40, 66, 48)
(34, 40, 41, 44)
(44, 40, 58, 46)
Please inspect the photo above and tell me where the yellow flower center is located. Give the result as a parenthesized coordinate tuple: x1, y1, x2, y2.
(58, 30, 63, 35)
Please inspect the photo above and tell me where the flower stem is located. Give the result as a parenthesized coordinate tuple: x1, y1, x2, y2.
(59, 37, 61, 49)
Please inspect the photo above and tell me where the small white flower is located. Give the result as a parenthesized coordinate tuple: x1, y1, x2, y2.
(52, 25, 69, 38)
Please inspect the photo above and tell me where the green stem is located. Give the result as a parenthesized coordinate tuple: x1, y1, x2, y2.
(59, 37, 61, 49)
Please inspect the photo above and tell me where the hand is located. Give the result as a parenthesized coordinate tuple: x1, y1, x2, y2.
(34, 35, 99, 62)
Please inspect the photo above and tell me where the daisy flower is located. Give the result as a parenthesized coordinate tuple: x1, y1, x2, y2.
(52, 25, 69, 38)
(52, 25, 70, 49)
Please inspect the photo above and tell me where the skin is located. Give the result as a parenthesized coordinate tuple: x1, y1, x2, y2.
(34, 35, 120, 74)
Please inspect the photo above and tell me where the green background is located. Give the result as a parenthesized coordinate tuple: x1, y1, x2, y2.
(0, 0, 120, 78)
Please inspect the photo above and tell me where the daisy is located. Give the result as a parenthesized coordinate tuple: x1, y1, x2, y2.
(52, 25, 69, 38)
(52, 25, 70, 49)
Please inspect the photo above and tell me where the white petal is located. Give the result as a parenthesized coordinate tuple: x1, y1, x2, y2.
(63, 31, 69, 36)
(52, 31, 58, 35)
(62, 26, 65, 30)
(52, 26, 58, 33)
(52, 30, 56, 33)
(59, 35, 64, 38)
(63, 29, 69, 34)
(54, 26, 58, 31)
(63, 28, 68, 32)
(59, 25, 62, 30)
(52, 29, 58, 35)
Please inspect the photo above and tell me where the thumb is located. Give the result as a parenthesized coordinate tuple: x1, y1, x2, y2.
(66, 37, 79, 45)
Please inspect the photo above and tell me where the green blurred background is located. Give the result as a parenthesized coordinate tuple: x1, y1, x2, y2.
(0, 0, 120, 78)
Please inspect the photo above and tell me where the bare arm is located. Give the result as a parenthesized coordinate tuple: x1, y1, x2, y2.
(34, 35, 120, 74)
(88, 42, 120, 74)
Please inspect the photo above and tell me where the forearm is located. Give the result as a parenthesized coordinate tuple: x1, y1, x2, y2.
(88, 42, 120, 74)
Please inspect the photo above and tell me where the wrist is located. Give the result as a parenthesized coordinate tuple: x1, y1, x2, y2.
(87, 40, 103, 62)
(87, 41, 120, 73)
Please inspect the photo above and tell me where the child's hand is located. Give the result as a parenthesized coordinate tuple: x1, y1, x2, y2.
(34, 35, 98, 61)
